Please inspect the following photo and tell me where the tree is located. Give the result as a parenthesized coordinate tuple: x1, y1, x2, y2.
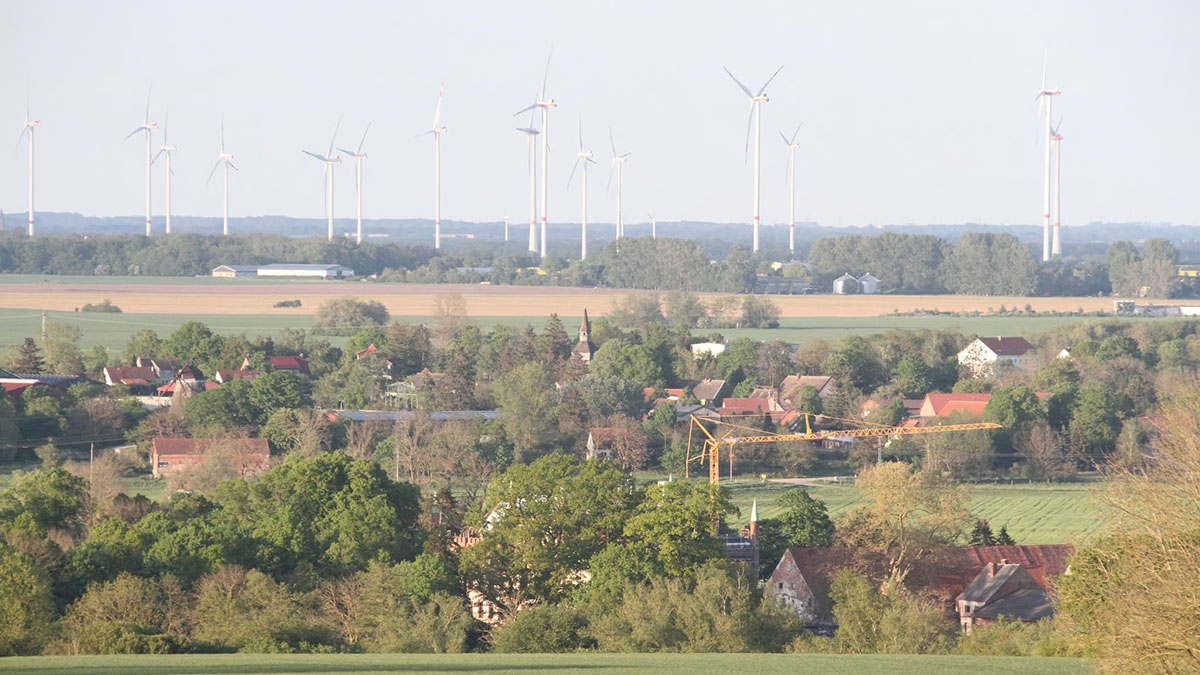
(0, 545, 55, 655)
(41, 322, 85, 375)
(621, 481, 733, 578)
(836, 462, 970, 584)
(740, 295, 781, 328)
(492, 603, 591, 653)
(1014, 420, 1074, 481)
(430, 292, 469, 348)
(589, 339, 666, 390)
(538, 314, 572, 362)
(939, 232, 1037, 296)
(192, 566, 334, 652)
(821, 335, 884, 391)
(968, 519, 995, 546)
(262, 408, 332, 456)
(893, 354, 932, 398)
(829, 570, 955, 654)
(663, 290, 707, 329)
(1069, 384, 1121, 455)
(314, 297, 390, 329)
(606, 293, 665, 330)
(600, 415, 650, 470)
(12, 338, 44, 374)
(122, 329, 162, 365)
(775, 488, 835, 548)
(0, 467, 88, 537)
(792, 385, 823, 415)
(494, 361, 560, 462)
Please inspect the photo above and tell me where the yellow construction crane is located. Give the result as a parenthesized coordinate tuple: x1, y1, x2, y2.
(685, 413, 1002, 485)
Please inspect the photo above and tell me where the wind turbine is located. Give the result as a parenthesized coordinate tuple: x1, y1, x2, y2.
(1035, 57, 1062, 262)
(503, 216, 509, 242)
(567, 119, 597, 260)
(124, 88, 157, 236)
(515, 50, 557, 258)
(516, 108, 539, 254)
(207, 121, 238, 236)
(724, 65, 784, 253)
(1051, 119, 1063, 258)
(17, 102, 39, 237)
(606, 129, 631, 240)
(421, 86, 446, 249)
(649, 213, 656, 239)
(302, 117, 342, 241)
(781, 124, 802, 255)
(151, 111, 176, 234)
(338, 124, 370, 245)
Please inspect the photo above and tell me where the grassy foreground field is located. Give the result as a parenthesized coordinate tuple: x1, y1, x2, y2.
(724, 479, 1104, 545)
(0, 653, 1092, 674)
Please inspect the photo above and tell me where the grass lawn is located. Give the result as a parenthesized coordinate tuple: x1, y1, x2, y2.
(709, 314, 1129, 344)
(0, 653, 1092, 674)
(0, 459, 167, 502)
(720, 478, 1105, 545)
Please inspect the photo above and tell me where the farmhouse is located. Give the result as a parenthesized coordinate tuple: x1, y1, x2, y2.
(919, 393, 993, 418)
(956, 561, 1055, 632)
(241, 354, 311, 377)
(779, 374, 835, 408)
(957, 336, 1034, 377)
(585, 428, 617, 461)
(150, 437, 271, 478)
(211, 264, 259, 278)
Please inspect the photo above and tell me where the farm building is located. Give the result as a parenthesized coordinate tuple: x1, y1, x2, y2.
(210, 263, 355, 279)
(211, 265, 259, 278)
(957, 561, 1055, 632)
(858, 273, 881, 294)
(151, 437, 270, 478)
(957, 336, 1034, 377)
(832, 273, 858, 294)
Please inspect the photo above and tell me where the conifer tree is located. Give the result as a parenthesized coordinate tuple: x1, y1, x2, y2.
(13, 338, 45, 374)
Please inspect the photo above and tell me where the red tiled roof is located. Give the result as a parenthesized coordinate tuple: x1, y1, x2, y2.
(104, 366, 156, 383)
(270, 355, 311, 376)
(718, 398, 772, 415)
(922, 393, 992, 417)
(152, 437, 269, 456)
(976, 337, 1033, 357)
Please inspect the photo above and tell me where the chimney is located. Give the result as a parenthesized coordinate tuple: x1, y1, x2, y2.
(987, 562, 995, 578)
(1000, 558, 1009, 565)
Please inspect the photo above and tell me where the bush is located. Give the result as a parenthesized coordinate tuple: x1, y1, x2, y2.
(954, 618, 1054, 656)
(273, 299, 302, 308)
(81, 300, 122, 313)
(314, 297, 390, 330)
(492, 603, 592, 653)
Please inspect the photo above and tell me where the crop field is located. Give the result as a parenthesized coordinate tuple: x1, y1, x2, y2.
(722, 479, 1105, 545)
(0, 274, 1119, 316)
(0, 653, 1092, 674)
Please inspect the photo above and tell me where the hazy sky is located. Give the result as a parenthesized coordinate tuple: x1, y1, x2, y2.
(2, 1, 1198, 230)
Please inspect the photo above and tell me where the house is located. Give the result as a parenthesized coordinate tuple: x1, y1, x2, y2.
(767, 545, 1073, 625)
(675, 403, 720, 422)
(211, 264, 259, 278)
(919, 393, 992, 418)
(157, 365, 216, 402)
(858, 273, 881, 294)
(957, 337, 1034, 378)
(957, 561, 1056, 632)
(241, 354, 311, 377)
(690, 342, 727, 359)
(779, 374, 835, 409)
(585, 428, 617, 461)
(571, 310, 597, 363)
(134, 357, 180, 384)
(833, 273, 859, 295)
(410, 368, 444, 389)
(214, 369, 262, 384)
(328, 410, 500, 423)
(0, 369, 89, 400)
(255, 263, 354, 279)
(861, 397, 924, 418)
(102, 366, 157, 387)
(718, 397, 785, 421)
(691, 379, 726, 405)
(150, 437, 271, 478)
(1056, 347, 1071, 360)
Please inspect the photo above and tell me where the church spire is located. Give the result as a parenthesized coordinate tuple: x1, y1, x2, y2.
(579, 308, 591, 343)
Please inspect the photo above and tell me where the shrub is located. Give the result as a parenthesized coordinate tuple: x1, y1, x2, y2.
(492, 603, 592, 653)
(954, 618, 1054, 656)
(81, 299, 122, 313)
(273, 299, 302, 308)
(314, 297, 390, 330)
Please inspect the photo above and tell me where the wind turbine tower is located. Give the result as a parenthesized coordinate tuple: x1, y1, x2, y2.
(208, 122, 238, 236)
(302, 117, 342, 241)
(781, 124, 802, 255)
(607, 130, 632, 240)
(724, 65, 784, 253)
(515, 51, 557, 258)
(423, 86, 447, 249)
(124, 89, 157, 236)
(1051, 120, 1063, 258)
(516, 112, 539, 254)
(1036, 60, 1062, 262)
(18, 104, 39, 237)
(649, 213, 656, 239)
(338, 124, 371, 245)
(152, 112, 176, 233)
(567, 119, 596, 260)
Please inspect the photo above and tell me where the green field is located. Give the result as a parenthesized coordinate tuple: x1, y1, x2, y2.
(0, 653, 1092, 674)
(0, 308, 1120, 353)
(722, 479, 1104, 545)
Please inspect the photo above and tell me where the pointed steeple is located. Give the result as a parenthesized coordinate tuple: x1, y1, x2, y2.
(572, 308, 597, 364)
(750, 498, 758, 524)
(579, 308, 591, 343)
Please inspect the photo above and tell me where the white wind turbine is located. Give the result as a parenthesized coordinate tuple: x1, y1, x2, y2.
(516, 107, 539, 254)
(303, 117, 342, 241)
(780, 124, 802, 255)
(17, 102, 40, 237)
(514, 50, 557, 258)
(338, 124, 371, 245)
(207, 122, 238, 236)
(124, 88, 157, 236)
(421, 86, 447, 249)
(567, 119, 597, 260)
(1051, 119, 1063, 258)
(649, 213, 656, 239)
(724, 65, 784, 253)
(606, 129, 632, 240)
(1035, 57, 1062, 261)
(151, 111, 176, 234)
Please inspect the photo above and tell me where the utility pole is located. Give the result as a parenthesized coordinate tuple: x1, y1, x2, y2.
(41, 310, 46, 340)
(89, 442, 95, 484)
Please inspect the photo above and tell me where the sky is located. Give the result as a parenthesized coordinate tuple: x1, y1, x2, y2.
(2, 0, 1198, 230)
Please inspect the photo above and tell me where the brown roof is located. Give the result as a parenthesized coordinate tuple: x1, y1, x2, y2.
(922, 393, 992, 417)
(779, 375, 834, 409)
(588, 427, 618, 445)
(152, 437, 270, 456)
(104, 366, 156, 383)
(691, 379, 726, 401)
(270, 355, 311, 376)
(975, 337, 1033, 357)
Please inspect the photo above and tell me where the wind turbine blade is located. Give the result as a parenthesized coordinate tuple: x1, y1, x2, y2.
(327, 114, 343, 158)
(164, 108, 169, 144)
(756, 65, 785, 96)
(790, 123, 802, 145)
(567, 157, 581, 188)
(433, 84, 444, 127)
(586, 156, 597, 164)
(744, 104, 754, 163)
(302, 150, 325, 161)
(124, 127, 144, 140)
(540, 47, 553, 101)
(357, 122, 371, 154)
(151, 148, 165, 165)
(724, 67, 753, 98)
(207, 159, 222, 184)
(221, 119, 226, 154)
(227, 161, 238, 172)
(578, 117, 583, 151)
(779, 131, 790, 145)
(609, 128, 616, 156)
(144, 86, 152, 124)
(14, 127, 27, 151)
(513, 103, 538, 117)
(606, 163, 615, 198)
(620, 152, 632, 159)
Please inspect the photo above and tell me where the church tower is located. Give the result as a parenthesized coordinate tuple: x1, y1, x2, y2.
(571, 309, 597, 363)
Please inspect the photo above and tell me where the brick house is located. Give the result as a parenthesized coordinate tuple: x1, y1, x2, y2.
(957, 337, 1034, 378)
(957, 561, 1056, 632)
(151, 437, 271, 478)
